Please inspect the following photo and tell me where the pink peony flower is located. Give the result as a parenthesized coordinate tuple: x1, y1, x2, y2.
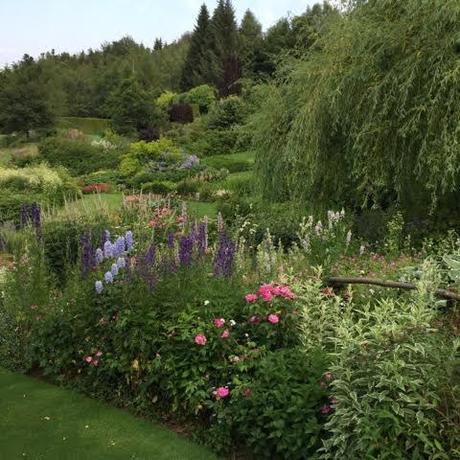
(95, 351, 103, 357)
(213, 318, 225, 328)
(278, 285, 295, 299)
(194, 334, 207, 346)
(260, 290, 273, 302)
(249, 315, 262, 325)
(320, 404, 332, 414)
(84, 356, 93, 364)
(221, 329, 230, 339)
(267, 314, 279, 324)
(245, 293, 258, 303)
(92, 359, 100, 367)
(214, 386, 230, 398)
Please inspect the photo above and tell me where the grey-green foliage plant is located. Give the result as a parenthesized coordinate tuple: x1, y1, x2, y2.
(253, 0, 460, 217)
(321, 260, 460, 459)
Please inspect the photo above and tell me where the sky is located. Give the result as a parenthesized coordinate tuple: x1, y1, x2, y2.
(0, 0, 317, 66)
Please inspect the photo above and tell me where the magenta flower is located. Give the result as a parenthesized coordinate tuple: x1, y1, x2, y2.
(278, 285, 295, 299)
(213, 318, 225, 328)
(221, 329, 230, 339)
(267, 314, 279, 324)
(84, 355, 92, 364)
(194, 334, 207, 346)
(213, 386, 230, 399)
(320, 404, 332, 414)
(245, 293, 258, 303)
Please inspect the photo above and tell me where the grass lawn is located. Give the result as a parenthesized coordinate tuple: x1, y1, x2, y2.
(0, 367, 219, 460)
(186, 201, 219, 219)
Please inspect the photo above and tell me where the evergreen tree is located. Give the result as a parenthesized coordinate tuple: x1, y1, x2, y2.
(180, 4, 211, 91)
(239, 9, 263, 77)
(209, 0, 241, 96)
(0, 55, 54, 136)
(108, 78, 153, 137)
(153, 38, 163, 51)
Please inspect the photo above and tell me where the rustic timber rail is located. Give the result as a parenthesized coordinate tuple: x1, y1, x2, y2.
(327, 277, 460, 302)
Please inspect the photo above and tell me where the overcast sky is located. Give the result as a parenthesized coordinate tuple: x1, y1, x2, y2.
(0, 0, 317, 66)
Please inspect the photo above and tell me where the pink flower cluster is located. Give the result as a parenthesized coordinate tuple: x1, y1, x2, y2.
(213, 386, 230, 399)
(194, 334, 207, 346)
(245, 283, 295, 303)
(83, 350, 103, 366)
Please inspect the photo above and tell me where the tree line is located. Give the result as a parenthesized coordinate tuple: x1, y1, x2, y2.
(0, 1, 336, 135)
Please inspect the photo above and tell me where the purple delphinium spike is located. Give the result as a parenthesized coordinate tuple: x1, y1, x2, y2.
(117, 257, 126, 269)
(20, 204, 31, 227)
(80, 233, 94, 278)
(114, 236, 126, 257)
(179, 234, 194, 267)
(213, 232, 235, 278)
(95, 248, 104, 265)
(197, 221, 208, 257)
(101, 230, 110, 247)
(104, 240, 113, 259)
(104, 271, 113, 283)
(95, 281, 103, 294)
(167, 232, 175, 248)
(31, 202, 41, 239)
(111, 263, 119, 277)
(125, 231, 134, 251)
(137, 244, 156, 290)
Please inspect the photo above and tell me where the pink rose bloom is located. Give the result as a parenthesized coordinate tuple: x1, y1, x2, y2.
(84, 356, 93, 364)
(92, 359, 100, 367)
(95, 351, 103, 357)
(194, 334, 207, 346)
(245, 293, 258, 303)
(213, 318, 225, 328)
(267, 314, 279, 324)
(278, 285, 295, 299)
(257, 284, 278, 301)
(221, 329, 230, 339)
(320, 404, 332, 414)
(214, 386, 230, 398)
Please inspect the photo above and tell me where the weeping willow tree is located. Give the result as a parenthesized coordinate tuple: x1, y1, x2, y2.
(253, 0, 460, 224)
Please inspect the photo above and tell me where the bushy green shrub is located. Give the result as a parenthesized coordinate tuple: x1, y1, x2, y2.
(39, 137, 122, 176)
(186, 85, 216, 114)
(203, 153, 253, 173)
(141, 181, 176, 195)
(176, 178, 200, 196)
(207, 96, 246, 130)
(83, 170, 122, 186)
(119, 138, 181, 177)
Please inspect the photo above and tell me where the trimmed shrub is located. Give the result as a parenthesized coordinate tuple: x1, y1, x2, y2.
(141, 181, 176, 195)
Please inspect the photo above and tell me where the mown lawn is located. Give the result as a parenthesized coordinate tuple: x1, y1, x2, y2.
(0, 367, 219, 460)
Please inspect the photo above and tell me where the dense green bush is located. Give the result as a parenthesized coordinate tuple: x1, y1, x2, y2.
(82, 170, 122, 186)
(207, 96, 246, 130)
(203, 153, 253, 173)
(39, 137, 122, 176)
(186, 85, 216, 114)
(141, 180, 176, 195)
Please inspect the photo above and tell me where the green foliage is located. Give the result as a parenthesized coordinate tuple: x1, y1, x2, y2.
(186, 85, 216, 114)
(207, 96, 245, 130)
(211, 348, 328, 459)
(141, 180, 176, 195)
(0, 55, 55, 136)
(253, 0, 460, 226)
(156, 91, 177, 110)
(39, 136, 122, 176)
(83, 170, 122, 186)
(202, 152, 253, 173)
(57, 117, 111, 135)
(180, 4, 212, 91)
(119, 138, 181, 176)
(321, 275, 460, 458)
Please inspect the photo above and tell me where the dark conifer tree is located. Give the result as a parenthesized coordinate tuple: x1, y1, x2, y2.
(239, 9, 263, 78)
(180, 4, 211, 91)
(153, 38, 163, 51)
